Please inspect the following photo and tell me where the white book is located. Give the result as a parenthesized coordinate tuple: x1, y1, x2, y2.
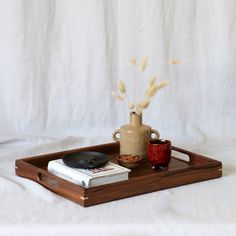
(48, 159, 131, 188)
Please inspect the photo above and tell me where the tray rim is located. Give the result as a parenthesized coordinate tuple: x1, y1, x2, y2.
(15, 142, 222, 207)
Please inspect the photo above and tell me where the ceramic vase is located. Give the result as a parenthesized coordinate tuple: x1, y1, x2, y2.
(112, 112, 160, 157)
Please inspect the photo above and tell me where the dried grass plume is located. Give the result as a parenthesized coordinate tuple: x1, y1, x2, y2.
(112, 56, 179, 114)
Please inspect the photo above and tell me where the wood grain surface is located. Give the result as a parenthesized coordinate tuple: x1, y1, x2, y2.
(15, 142, 222, 207)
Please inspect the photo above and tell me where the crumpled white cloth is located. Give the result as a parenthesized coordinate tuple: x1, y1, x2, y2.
(0, 136, 236, 236)
(0, 0, 236, 234)
(0, 0, 236, 141)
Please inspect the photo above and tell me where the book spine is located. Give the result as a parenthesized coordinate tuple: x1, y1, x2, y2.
(48, 162, 90, 188)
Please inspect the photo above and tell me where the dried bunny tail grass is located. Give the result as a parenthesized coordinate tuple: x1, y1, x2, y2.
(139, 56, 148, 71)
(111, 92, 124, 101)
(117, 80, 126, 94)
(157, 80, 170, 89)
(149, 75, 157, 87)
(145, 83, 159, 98)
(139, 98, 151, 109)
(134, 104, 143, 115)
(169, 59, 181, 65)
(130, 58, 136, 66)
(128, 102, 135, 110)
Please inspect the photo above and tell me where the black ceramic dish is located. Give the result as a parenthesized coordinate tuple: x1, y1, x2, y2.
(62, 151, 109, 169)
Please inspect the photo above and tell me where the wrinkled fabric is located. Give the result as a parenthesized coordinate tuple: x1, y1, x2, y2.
(0, 0, 235, 140)
(0, 137, 236, 236)
(0, 0, 236, 235)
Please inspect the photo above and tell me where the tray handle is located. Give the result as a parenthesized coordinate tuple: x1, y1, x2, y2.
(172, 146, 222, 165)
(36, 171, 68, 192)
(36, 171, 87, 202)
(112, 129, 120, 141)
(15, 161, 76, 195)
(150, 129, 160, 141)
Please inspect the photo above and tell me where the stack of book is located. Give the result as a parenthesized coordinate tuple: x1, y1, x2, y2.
(48, 159, 131, 188)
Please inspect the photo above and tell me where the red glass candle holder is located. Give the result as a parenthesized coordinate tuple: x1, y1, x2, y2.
(147, 139, 171, 169)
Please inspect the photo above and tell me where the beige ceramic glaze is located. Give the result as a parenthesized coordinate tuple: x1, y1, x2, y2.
(112, 112, 160, 157)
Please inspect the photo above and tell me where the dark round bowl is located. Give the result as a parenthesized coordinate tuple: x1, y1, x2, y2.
(62, 151, 109, 169)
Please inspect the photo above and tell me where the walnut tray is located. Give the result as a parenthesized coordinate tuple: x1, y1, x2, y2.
(15, 142, 222, 207)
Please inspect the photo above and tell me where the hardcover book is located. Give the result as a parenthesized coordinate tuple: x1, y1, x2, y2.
(48, 159, 130, 188)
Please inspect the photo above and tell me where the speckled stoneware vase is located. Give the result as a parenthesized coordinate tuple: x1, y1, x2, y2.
(112, 112, 160, 157)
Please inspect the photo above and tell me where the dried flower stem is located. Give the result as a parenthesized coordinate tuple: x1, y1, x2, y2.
(139, 56, 148, 71)
(117, 80, 126, 94)
(169, 59, 181, 65)
(112, 56, 175, 115)
(112, 92, 124, 101)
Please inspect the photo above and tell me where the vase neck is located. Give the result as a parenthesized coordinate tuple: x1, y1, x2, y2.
(130, 112, 142, 127)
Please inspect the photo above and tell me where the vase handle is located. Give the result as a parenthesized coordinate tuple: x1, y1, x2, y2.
(112, 129, 121, 142)
(151, 129, 160, 140)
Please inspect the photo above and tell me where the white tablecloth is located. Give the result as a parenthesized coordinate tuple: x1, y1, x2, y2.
(0, 136, 235, 236)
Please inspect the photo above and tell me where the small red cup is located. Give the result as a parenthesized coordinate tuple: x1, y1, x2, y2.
(147, 139, 171, 169)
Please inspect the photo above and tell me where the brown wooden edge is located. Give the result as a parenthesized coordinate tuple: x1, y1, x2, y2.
(15, 142, 222, 207)
(15, 142, 119, 206)
(172, 146, 223, 166)
(15, 159, 89, 206)
(83, 164, 222, 207)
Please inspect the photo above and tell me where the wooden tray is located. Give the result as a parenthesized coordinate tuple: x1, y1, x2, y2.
(15, 142, 222, 207)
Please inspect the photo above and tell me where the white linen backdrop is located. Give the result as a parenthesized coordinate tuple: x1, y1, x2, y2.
(0, 0, 235, 141)
(0, 0, 236, 235)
